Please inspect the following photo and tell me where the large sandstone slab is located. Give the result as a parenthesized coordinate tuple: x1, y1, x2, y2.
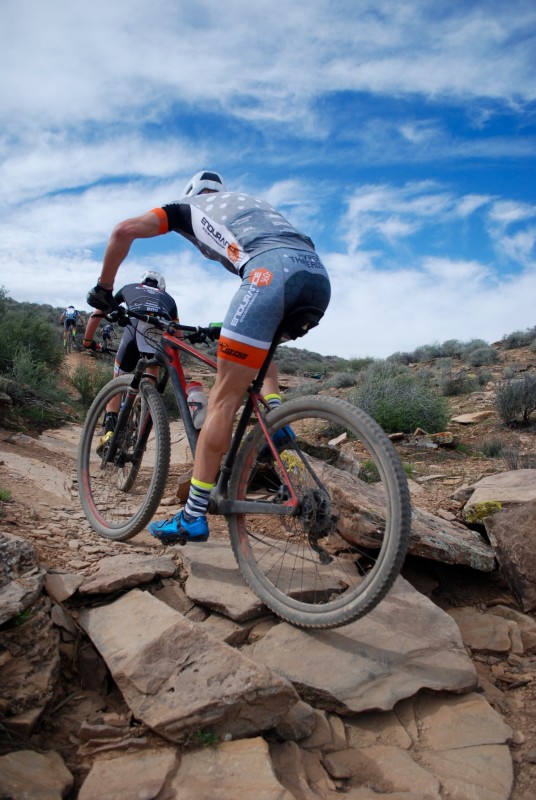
(179, 540, 266, 620)
(249, 577, 477, 714)
(78, 553, 177, 595)
(0, 750, 73, 799)
(485, 499, 536, 611)
(168, 738, 295, 799)
(78, 588, 299, 742)
(465, 469, 536, 513)
(78, 748, 179, 800)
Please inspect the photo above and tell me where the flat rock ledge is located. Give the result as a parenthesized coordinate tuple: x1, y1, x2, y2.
(78, 588, 299, 743)
(248, 576, 477, 714)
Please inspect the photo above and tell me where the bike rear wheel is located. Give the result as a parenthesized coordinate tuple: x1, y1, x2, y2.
(77, 375, 171, 540)
(227, 395, 411, 629)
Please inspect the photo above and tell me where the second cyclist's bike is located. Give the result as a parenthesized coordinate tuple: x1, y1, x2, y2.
(77, 307, 411, 629)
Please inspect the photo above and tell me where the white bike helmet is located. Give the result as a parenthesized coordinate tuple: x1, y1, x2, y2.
(140, 270, 166, 291)
(182, 170, 225, 197)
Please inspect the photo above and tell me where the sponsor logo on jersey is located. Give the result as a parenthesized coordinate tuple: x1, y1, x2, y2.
(218, 340, 248, 360)
(249, 268, 273, 286)
(227, 242, 240, 262)
(201, 216, 230, 251)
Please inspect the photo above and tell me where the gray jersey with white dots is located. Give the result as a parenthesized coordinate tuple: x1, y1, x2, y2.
(162, 191, 315, 276)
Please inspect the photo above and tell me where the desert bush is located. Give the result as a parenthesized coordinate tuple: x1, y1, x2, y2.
(283, 381, 321, 400)
(409, 343, 443, 363)
(438, 339, 465, 358)
(387, 351, 412, 365)
(0, 290, 63, 375)
(479, 437, 506, 458)
(439, 372, 478, 396)
(476, 368, 492, 386)
(350, 366, 450, 434)
(501, 327, 536, 350)
(501, 446, 536, 470)
(465, 345, 499, 367)
(495, 375, 536, 425)
(323, 372, 357, 389)
(502, 366, 517, 379)
(69, 362, 114, 410)
(346, 356, 375, 372)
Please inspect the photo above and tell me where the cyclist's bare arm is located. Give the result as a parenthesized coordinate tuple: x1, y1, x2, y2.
(83, 311, 106, 348)
(98, 212, 162, 289)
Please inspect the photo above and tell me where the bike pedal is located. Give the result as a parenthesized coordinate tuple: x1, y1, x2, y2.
(96, 430, 113, 457)
(159, 534, 188, 547)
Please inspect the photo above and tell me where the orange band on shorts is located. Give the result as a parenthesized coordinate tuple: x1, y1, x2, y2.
(218, 335, 267, 370)
(150, 207, 169, 234)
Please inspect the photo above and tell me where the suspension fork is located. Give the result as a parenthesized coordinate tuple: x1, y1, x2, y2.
(103, 358, 150, 464)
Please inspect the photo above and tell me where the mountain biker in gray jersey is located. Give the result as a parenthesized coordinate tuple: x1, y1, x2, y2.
(84, 271, 179, 437)
(87, 170, 331, 544)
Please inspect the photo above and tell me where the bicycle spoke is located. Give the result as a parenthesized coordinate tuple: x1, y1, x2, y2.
(228, 396, 411, 629)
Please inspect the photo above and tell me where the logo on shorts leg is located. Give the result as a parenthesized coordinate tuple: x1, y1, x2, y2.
(218, 340, 248, 360)
(250, 268, 273, 287)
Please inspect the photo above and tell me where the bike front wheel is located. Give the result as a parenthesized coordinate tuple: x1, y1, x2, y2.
(77, 375, 171, 540)
(227, 395, 411, 629)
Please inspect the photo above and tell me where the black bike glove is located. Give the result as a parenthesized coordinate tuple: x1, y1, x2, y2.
(87, 284, 117, 313)
(207, 323, 222, 341)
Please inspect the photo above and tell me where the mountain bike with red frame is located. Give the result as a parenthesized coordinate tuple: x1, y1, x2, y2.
(77, 307, 411, 629)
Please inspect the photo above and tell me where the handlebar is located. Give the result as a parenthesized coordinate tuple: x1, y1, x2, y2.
(104, 307, 221, 345)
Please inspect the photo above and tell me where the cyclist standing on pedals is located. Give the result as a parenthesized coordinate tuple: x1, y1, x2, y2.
(83, 271, 179, 450)
(60, 305, 84, 350)
(86, 170, 331, 544)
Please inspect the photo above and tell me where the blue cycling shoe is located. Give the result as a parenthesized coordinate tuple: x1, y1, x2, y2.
(272, 425, 296, 447)
(259, 424, 296, 462)
(148, 510, 209, 544)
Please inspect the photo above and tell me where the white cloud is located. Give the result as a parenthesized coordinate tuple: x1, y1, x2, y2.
(1, 0, 534, 363)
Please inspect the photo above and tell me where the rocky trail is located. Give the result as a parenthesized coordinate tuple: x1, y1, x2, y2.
(1, 348, 536, 799)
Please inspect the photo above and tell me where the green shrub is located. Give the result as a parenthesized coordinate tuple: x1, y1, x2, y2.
(323, 372, 357, 389)
(479, 437, 506, 458)
(350, 366, 450, 434)
(465, 345, 499, 367)
(283, 381, 321, 400)
(346, 357, 375, 372)
(495, 375, 536, 425)
(439, 372, 478, 396)
(501, 327, 536, 350)
(69, 363, 114, 410)
(476, 368, 492, 386)
(0, 292, 63, 374)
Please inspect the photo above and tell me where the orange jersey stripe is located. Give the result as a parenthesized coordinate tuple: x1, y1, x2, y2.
(218, 335, 267, 370)
(150, 207, 169, 234)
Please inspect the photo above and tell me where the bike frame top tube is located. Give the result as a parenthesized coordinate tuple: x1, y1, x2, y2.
(107, 307, 294, 502)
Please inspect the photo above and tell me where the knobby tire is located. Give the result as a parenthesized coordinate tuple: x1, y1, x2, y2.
(227, 395, 411, 629)
(77, 375, 171, 540)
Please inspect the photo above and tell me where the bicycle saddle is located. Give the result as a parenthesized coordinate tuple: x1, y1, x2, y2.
(279, 306, 325, 342)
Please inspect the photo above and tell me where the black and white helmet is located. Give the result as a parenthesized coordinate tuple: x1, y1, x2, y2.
(182, 170, 225, 197)
(140, 270, 166, 291)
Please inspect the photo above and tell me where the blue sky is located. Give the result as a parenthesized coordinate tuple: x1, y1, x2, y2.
(1, 0, 535, 358)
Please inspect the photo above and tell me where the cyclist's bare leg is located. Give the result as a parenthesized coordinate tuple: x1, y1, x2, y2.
(192, 359, 279, 483)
